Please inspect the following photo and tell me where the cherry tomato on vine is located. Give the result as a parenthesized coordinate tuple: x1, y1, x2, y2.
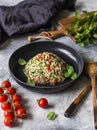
(16, 108, 26, 118)
(14, 100, 22, 110)
(2, 80, 11, 88)
(8, 87, 16, 95)
(0, 94, 8, 103)
(0, 88, 4, 94)
(37, 98, 48, 108)
(4, 109, 15, 119)
(4, 116, 14, 127)
(1, 101, 11, 111)
(12, 94, 21, 102)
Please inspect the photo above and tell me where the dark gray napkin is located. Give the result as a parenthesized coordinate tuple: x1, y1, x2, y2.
(0, 0, 76, 44)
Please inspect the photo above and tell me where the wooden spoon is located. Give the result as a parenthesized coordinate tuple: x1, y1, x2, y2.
(64, 82, 91, 117)
(85, 62, 97, 129)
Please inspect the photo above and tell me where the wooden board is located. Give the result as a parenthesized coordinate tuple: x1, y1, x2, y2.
(58, 16, 75, 30)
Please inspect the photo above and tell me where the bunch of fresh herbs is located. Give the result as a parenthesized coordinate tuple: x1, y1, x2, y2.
(66, 11, 97, 47)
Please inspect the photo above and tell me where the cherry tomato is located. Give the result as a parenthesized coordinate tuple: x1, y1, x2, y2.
(2, 80, 11, 88)
(14, 100, 22, 110)
(16, 108, 26, 118)
(4, 109, 15, 118)
(0, 88, 4, 94)
(41, 52, 47, 57)
(47, 66, 51, 71)
(37, 98, 48, 108)
(1, 101, 11, 111)
(48, 59, 52, 63)
(0, 94, 8, 103)
(8, 87, 16, 95)
(52, 78, 56, 85)
(4, 116, 14, 127)
(38, 56, 43, 61)
(12, 94, 21, 102)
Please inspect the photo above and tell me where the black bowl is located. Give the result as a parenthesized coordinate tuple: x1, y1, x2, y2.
(9, 41, 84, 93)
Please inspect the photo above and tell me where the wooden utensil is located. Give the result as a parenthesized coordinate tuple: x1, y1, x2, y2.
(85, 62, 97, 129)
(28, 11, 95, 43)
(64, 82, 91, 117)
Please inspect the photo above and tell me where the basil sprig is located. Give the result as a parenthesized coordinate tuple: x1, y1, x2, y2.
(64, 65, 78, 80)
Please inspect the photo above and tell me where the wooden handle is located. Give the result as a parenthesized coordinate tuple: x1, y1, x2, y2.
(28, 29, 68, 43)
(64, 82, 91, 117)
(48, 29, 68, 39)
(91, 75, 97, 129)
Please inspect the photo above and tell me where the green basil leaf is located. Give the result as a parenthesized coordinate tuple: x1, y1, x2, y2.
(27, 78, 35, 86)
(93, 34, 97, 38)
(18, 58, 27, 65)
(70, 72, 78, 80)
(67, 65, 74, 75)
(75, 11, 80, 19)
(64, 72, 70, 78)
(47, 112, 57, 120)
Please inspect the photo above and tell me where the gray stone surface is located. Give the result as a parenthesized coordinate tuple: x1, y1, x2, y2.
(0, 0, 97, 130)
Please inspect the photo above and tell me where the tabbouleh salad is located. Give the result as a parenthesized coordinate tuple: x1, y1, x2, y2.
(18, 52, 78, 86)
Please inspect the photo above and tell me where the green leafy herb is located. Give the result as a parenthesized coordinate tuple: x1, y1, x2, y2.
(64, 65, 78, 80)
(64, 72, 70, 78)
(64, 65, 74, 77)
(47, 112, 57, 120)
(66, 11, 97, 46)
(70, 72, 78, 80)
(39, 68, 43, 74)
(93, 34, 97, 38)
(67, 65, 74, 75)
(18, 58, 27, 65)
(27, 78, 35, 86)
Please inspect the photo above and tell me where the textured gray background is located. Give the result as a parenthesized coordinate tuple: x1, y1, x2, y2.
(0, 0, 97, 130)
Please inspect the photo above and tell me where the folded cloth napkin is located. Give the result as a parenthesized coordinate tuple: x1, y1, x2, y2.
(0, 0, 76, 44)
